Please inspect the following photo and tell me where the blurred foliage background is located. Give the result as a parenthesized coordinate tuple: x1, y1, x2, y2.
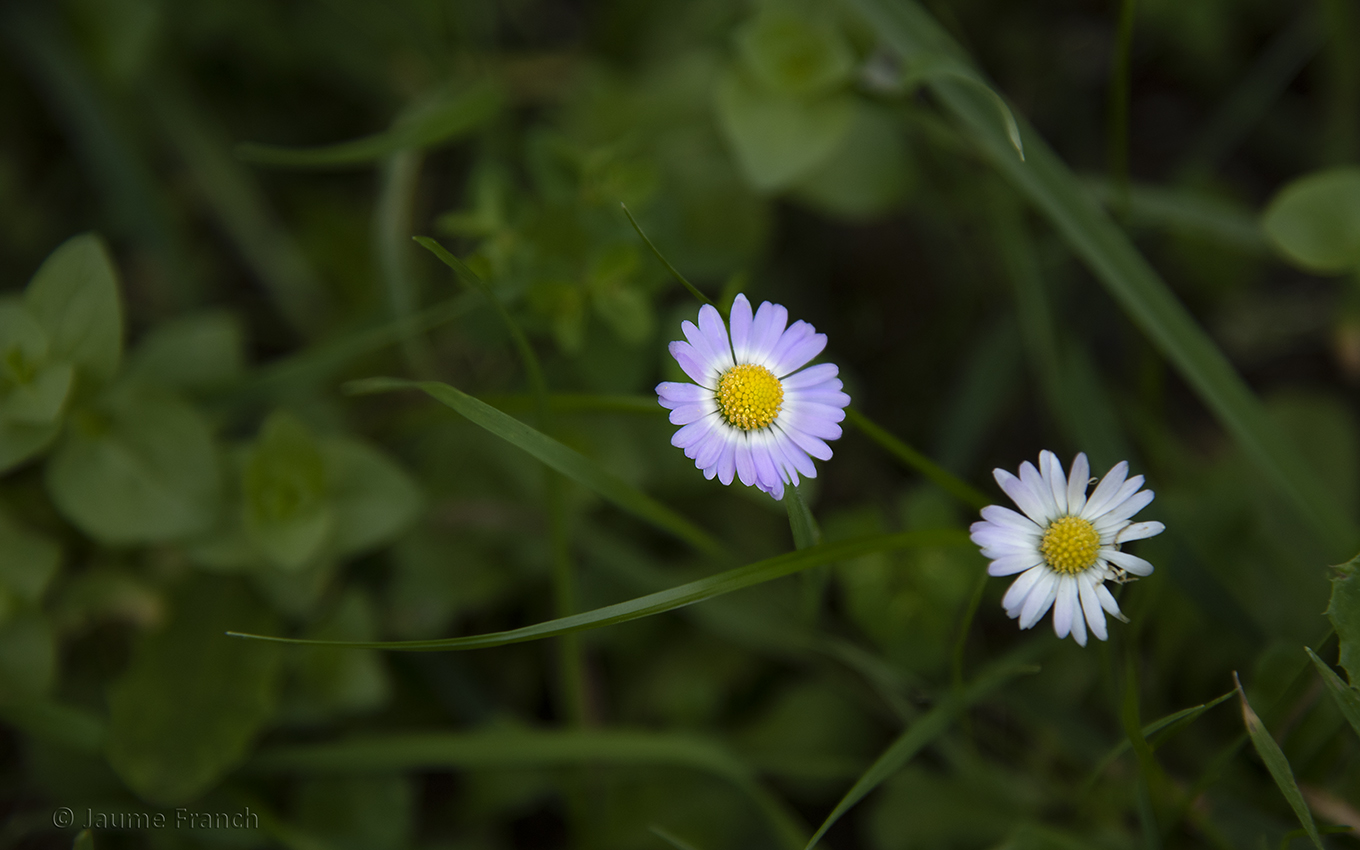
(2, 0, 1360, 848)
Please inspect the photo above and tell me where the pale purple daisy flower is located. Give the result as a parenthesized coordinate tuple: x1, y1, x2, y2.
(656, 294, 850, 500)
(969, 451, 1164, 646)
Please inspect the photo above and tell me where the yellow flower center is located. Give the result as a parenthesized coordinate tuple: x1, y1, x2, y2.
(1040, 515, 1101, 574)
(716, 363, 784, 431)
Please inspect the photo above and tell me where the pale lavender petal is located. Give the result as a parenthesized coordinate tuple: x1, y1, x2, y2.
(668, 403, 713, 425)
(697, 304, 733, 364)
(734, 439, 756, 486)
(748, 301, 788, 363)
(1078, 573, 1108, 642)
(657, 381, 710, 405)
(1003, 565, 1047, 616)
(969, 526, 1035, 552)
(668, 341, 713, 386)
(1020, 461, 1060, 521)
(782, 404, 842, 440)
(694, 428, 729, 470)
(1066, 453, 1090, 516)
(672, 417, 716, 450)
(771, 324, 828, 376)
(994, 469, 1050, 525)
(773, 430, 816, 478)
(782, 425, 832, 461)
(1115, 520, 1164, 543)
(729, 294, 754, 361)
(979, 505, 1043, 536)
(752, 437, 784, 496)
(1053, 577, 1076, 639)
(1019, 571, 1059, 629)
(988, 552, 1043, 576)
(782, 362, 838, 389)
(789, 389, 852, 409)
(716, 440, 737, 485)
(1081, 461, 1129, 519)
(1040, 451, 1068, 516)
(1104, 549, 1155, 576)
(762, 320, 812, 369)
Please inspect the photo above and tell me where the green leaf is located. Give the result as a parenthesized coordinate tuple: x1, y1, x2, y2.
(804, 647, 1042, 849)
(126, 311, 246, 393)
(281, 590, 389, 725)
(228, 529, 968, 651)
(791, 103, 912, 219)
(236, 82, 502, 169)
(900, 55, 1023, 160)
(0, 299, 73, 425)
(715, 69, 855, 192)
(1262, 167, 1360, 273)
(106, 575, 282, 805)
(1306, 646, 1360, 741)
(251, 727, 807, 850)
(320, 437, 422, 559)
(47, 387, 222, 544)
(0, 420, 60, 474)
(1087, 690, 1236, 785)
(24, 233, 123, 387)
(0, 699, 105, 753)
(346, 377, 727, 559)
(1329, 554, 1360, 683)
(849, 0, 1356, 556)
(0, 513, 60, 605)
(243, 412, 332, 570)
(1233, 672, 1323, 850)
(650, 826, 704, 850)
(0, 612, 55, 705)
(736, 7, 854, 97)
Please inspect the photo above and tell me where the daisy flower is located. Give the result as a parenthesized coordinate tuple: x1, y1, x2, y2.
(969, 451, 1164, 646)
(656, 294, 850, 500)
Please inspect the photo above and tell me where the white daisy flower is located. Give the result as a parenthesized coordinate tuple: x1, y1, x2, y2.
(969, 451, 1164, 646)
(656, 293, 850, 500)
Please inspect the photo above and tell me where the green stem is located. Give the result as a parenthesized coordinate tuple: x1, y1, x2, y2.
(377, 150, 435, 376)
(950, 566, 988, 695)
(784, 484, 825, 625)
(621, 202, 714, 308)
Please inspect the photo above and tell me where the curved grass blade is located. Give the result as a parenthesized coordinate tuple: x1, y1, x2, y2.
(1306, 646, 1360, 740)
(804, 645, 1043, 849)
(482, 393, 663, 416)
(237, 82, 501, 169)
(650, 826, 704, 850)
(845, 408, 989, 509)
(621, 203, 714, 308)
(251, 728, 807, 850)
(850, 0, 1357, 556)
(900, 56, 1023, 161)
(1086, 689, 1235, 787)
(228, 529, 967, 651)
(346, 376, 724, 558)
(1233, 672, 1324, 850)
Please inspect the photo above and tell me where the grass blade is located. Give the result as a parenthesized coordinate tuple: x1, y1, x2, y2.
(845, 408, 990, 509)
(784, 484, 821, 550)
(1087, 689, 1235, 786)
(1233, 672, 1324, 849)
(1306, 646, 1360, 741)
(237, 82, 501, 168)
(850, 0, 1357, 556)
(621, 203, 714, 307)
(227, 529, 968, 651)
(804, 645, 1042, 849)
(251, 728, 806, 850)
(650, 826, 704, 850)
(350, 377, 723, 557)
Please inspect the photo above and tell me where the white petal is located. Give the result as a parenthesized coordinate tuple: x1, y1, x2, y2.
(1115, 520, 1165, 543)
(1040, 450, 1068, 516)
(988, 552, 1044, 576)
(1078, 573, 1108, 642)
(1095, 582, 1126, 620)
(1104, 549, 1155, 576)
(994, 468, 1051, 525)
(1088, 475, 1145, 522)
(1020, 461, 1061, 522)
(1066, 452, 1090, 516)
(1052, 576, 1076, 639)
(1094, 489, 1155, 530)
(1081, 461, 1128, 519)
(980, 505, 1043, 536)
(1019, 571, 1059, 629)
(1003, 565, 1047, 616)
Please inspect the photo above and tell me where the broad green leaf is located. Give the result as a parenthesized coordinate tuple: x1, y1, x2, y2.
(0, 420, 59, 473)
(737, 7, 854, 97)
(1262, 167, 1360, 273)
(251, 727, 807, 850)
(715, 69, 855, 192)
(47, 387, 222, 544)
(804, 646, 1042, 849)
(0, 299, 72, 425)
(849, 0, 1356, 556)
(281, 590, 389, 725)
(237, 82, 502, 168)
(2, 363, 72, 425)
(1330, 553, 1360, 683)
(24, 233, 123, 386)
(0, 612, 55, 705)
(1306, 647, 1360, 741)
(792, 103, 912, 219)
(106, 575, 282, 805)
(0, 514, 60, 605)
(1233, 673, 1323, 850)
(228, 529, 967, 650)
(321, 437, 421, 559)
(346, 377, 726, 559)
(243, 412, 332, 571)
(127, 311, 246, 392)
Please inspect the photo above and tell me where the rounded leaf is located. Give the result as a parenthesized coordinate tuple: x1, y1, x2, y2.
(1262, 167, 1360, 274)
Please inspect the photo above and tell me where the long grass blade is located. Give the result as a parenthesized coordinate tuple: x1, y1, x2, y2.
(621, 203, 714, 307)
(1087, 689, 1235, 786)
(803, 645, 1043, 849)
(1306, 646, 1360, 741)
(227, 529, 967, 650)
(346, 376, 723, 557)
(1233, 672, 1324, 850)
(250, 728, 806, 850)
(850, 0, 1357, 556)
(237, 82, 501, 168)
(845, 408, 989, 509)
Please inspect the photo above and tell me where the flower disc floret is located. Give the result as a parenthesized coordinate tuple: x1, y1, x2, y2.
(716, 363, 783, 430)
(656, 294, 850, 500)
(968, 450, 1164, 646)
(1040, 516, 1100, 574)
